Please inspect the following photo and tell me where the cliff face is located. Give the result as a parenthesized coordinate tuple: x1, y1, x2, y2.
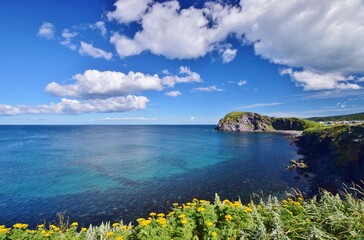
(215, 112, 316, 132)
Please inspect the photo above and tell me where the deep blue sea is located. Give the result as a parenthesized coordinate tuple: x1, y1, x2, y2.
(0, 125, 308, 227)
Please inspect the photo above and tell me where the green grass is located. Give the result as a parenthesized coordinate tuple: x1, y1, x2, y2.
(308, 112, 364, 122)
(1, 185, 364, 239)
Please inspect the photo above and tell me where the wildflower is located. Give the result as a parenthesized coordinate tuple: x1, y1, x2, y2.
(206, 221, 213, 227)
(225, 214, 233, 221)
(172, 203, 179, 207)
(178, 214, 186, 219)
(136, 218, 145, 223)
(183, 205, 191, 209)
(106, 231, 114, 238)
(128, 225, 133, 229)
(156, 217, 167, 225)
(282, 200, 288, 204)
(140, 220, 152, 227)
(116, 237, 124, 240)
(13, 223, 28, 229)
(297, 197, 303, 202)
(167, 211, 174, 216)
(40, 230, 47, 235)
(149, 212, 156, 217)
(26, 230, 36, 234)
(0, 228, 10, 234)
(70, 222, 78, 227)
(0, 225, 4, 229)
(112, 222, 120, 227)
(244, 207, 253, 213)
(306, 218, 311, 223)
(157, 213, 165, 217)
(81, 227, 87, 232)
(50, 225, 60, 231)
(197, 207, 205, 212)
(121, 225, 127, 231)
(211, 231, 218, 237)
(181, 219, 188, 224)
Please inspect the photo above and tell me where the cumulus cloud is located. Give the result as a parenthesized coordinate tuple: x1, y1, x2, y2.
(107, 0, 152, 24)
(46, 67, 200, 98)
(37, 22, 55, 39)
(60, 29, 78, 50)
(79, 41, 113, 60)
(108, 0, 364, 90)
(0, 96, 149, 115)
(281, 68, 361, 91)
(165, 91, 182, 97)
(358, 77, 364, 82)
(237, 80, 247, 86)
(46, 69, 164, 98)
(91, 21, 107, 37)
(192, 85, 223, 92)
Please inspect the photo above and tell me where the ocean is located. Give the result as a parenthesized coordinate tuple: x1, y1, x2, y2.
(0, 125, 307, 227)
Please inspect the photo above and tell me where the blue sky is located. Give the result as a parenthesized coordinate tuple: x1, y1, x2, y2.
(1, 0, 364, 124)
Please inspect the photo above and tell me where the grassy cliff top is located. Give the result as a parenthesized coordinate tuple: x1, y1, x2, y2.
(308, 112, 364, 121)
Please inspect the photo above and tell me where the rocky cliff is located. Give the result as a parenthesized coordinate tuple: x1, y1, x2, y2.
(215, 112, 317, 132)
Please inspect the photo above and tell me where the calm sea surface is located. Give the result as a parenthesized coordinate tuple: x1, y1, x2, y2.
(0, 125, 308, 227)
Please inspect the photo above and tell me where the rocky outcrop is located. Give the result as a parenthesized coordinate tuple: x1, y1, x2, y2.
(215, 112, 317, 132)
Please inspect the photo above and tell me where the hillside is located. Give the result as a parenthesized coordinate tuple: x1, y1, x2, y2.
(215, 112, 319, 132)
(308, 112, 364, 122)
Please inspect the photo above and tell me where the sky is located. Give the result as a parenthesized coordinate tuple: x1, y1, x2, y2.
(1, 0, 364, 124)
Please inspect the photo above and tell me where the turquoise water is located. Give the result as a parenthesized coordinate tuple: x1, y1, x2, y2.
(0, 125, 306, 226)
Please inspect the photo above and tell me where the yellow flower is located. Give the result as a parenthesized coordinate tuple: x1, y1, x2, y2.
(106, 231, 114, 238)
(297, 197, 303, 202)
(50, 225, 60, 231)
(116, 237, 124, 240)
(181, 219, 188, 224)
(211, 231, 218, 237)
(26, 230, 36, 234)
(157, 213, 165, 217)
(306, 218, 311, 223)
(0, 228, 10, 234)
(81, 227, 87, 232)
(38, 224, 45, 229)
(183, 205, 191, 209)
(41, 230, 47, 235)
(178, 214, 186, 219)
(244, 207, 253, 213)
(70, 222, 78, 227)
(156, 217, 167, 225)
(206, 221, 213, 227)
(121, 225, 127, 231)
(225, 214, 233, 221)
(149, 212, 156, 217)
(136, 218, 145, 223)
(172, 203, 179, 207)
(112, 222, 120, 227)
(140, 220, 152, 227)
(13, 223, 28, 229)
(282, 200, 288, 204)
(197, 207, 205, 212)
(0, 225, 5, 229)
(167, 211, 174, 216)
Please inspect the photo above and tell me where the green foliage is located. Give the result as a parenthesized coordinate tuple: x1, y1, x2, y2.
(308, 112, 364, 122)
(1, 188, 364, 239)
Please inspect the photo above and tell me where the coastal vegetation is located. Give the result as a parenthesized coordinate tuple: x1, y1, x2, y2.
(1, 187, 364, 239)
(308, 112, 364, 122)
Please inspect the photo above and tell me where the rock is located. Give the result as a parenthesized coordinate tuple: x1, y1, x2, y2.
(215, 112, 317, 132)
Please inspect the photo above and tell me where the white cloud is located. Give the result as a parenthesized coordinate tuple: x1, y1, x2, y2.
(165, 91, 182, 97)
(0, 96, 149, 115)
(90, 21, 107, 37)
(358, 77, 364, 82)
(162, 69, 170, 75)
(79, 41, 113, 60)
(192, 85, 223, 92)
(37, 22, 55, 40)
(108, 0, 364, 90)
(45, 67, 201, 98)
(107, 0, 152, 24)
(221, 48, 237, 63)
(60, 29, 78, 50)
(281, 68, 361, 91)
(237, 80, 247, 86)
(46, 69, 164, 98)
(238, 102, 282, 109)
